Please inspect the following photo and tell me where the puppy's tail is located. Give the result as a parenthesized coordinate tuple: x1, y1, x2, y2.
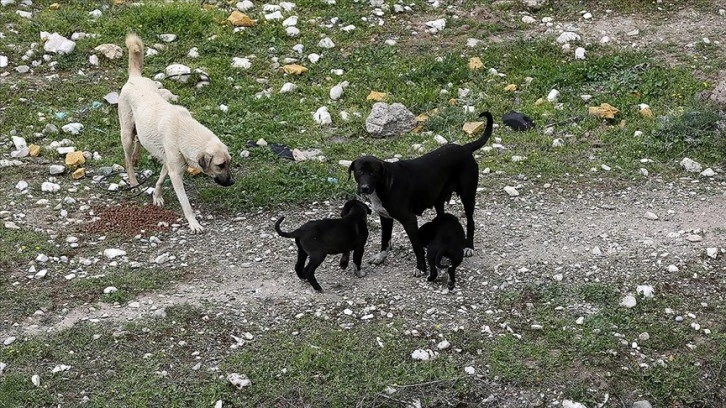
(274, 216, 296, 238)
(463, 111, 493, 152)
(125, 33, 144, 77)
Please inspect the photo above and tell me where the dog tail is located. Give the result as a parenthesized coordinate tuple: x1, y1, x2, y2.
(274, 216, 296, 238)
(464, 111, 493, 152)
(125, 33, 144, 77)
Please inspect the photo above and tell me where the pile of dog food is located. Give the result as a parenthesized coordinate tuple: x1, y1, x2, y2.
(85, 203, 179, 236)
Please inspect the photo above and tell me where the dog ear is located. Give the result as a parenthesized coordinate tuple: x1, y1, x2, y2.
(347, 160, 356, 181)
(197, 153, 212, 170)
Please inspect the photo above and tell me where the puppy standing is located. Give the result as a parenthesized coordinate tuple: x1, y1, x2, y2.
(348, 111, 493, 275)
(274, 200, 371, 292)
(419, 213, 465, 290)
(118, 33, 234, 233)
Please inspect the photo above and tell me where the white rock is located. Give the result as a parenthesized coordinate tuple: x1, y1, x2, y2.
(286, 26, 300, 37)
(562, 400, 587, 408)
(552, 138, 565, 148)
(227, 373, 251, 389)
(667, 265, 679, 273)
(49, 165, 65, 175)
(437, 340, 450, 350)
(556, 31, 581, 44)
(644, 211, 658, 220)
(215, 400, 223, 408)
(341, 24, 356, 32)
(0, 362, 6, 375)
(279, 82, 296, 93)
(700, 168, 715, 177)
(574, 47, 586, 60)
(521, 15, 536, 24)
(36, 254, 49, 263)
(62, 123, 84, 134)
(686, 234, 703, 242)
(580, 94, 592, 102)
(219, 104, 228, 113)
(103, 286, 118, 294)
(42, 32, 76, 54)
(600, 164, 610, 171)
(411, 349, 437, 361)
(103, 248, 126, 259)
(89, 9, 102, 18)
(425, 18, 446, 33)
(504, 186, 519, 197)
(546, 89, 560, 102)
(128, 301, 140, 308)
(51, 364, 71, 374)
(318, 37, 335, 49)
(282, 15, 298, 26)
(154, 253, 170, 264)
(330, 84, 344, 100)
(636, 285, 654, 298)
(41, 182, 60, 193)
(165, 63, 191, 80)
(265, 11, 283, 20)
(15, 180, 29, 190)
(313, 106, 332, 125)
(591, 246, 602, 255)
(583, 12, 592, 19)
(232, 57, 252, 69)
(3, 337, 16, 346)
(620, 294, 637, 308)
(34, 269, 47, 279)
(32, 374, 41, 387)
(0, 55, 8, 68)
(236, 0, 254, 11)
(187, 47, 199, 58)
(706, 247, 718, 259)
(57, 147, 76, 155)
(464, 366, 476, 375)
(308, 53, 321, 64)
(680, 157, 702, 173)
(158, 33, 177, 43)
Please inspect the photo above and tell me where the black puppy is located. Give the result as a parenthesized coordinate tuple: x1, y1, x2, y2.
(419, 213, 465, 290)
(348, 111, 493, 275)
(274, 199, 371, 292)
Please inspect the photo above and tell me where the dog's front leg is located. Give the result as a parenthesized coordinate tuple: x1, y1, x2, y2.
(370, 216, 393, 265)
(168, 169, 204, 233)
(152, 165, 169, 207)
(339, 252, 350, 270)
(352, 244, 366, 277)
(400, 216, 426, 276)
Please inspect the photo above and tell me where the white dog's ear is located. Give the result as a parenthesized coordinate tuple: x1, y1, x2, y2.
(197, 153, 212, 170)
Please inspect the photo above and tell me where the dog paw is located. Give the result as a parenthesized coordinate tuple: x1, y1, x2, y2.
(188, 221, 204, 233)
(369, 250, 388, 265)
(413, 268, 424, 278)
(354, 269, 367, 278)
(464, 248, 474, 257)
(153, 195, 165, 207)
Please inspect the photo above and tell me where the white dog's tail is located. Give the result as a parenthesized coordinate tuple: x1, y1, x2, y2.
(125, 33, 144, 77)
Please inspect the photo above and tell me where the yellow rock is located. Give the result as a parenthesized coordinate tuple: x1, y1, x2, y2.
(282, 64, 308, 75)
(448, 98, 457, 105)
(535, 97, 545, 106)
(49, 3, 60, 10)
(72, 168, 85, 180)
(416, 108, 439, 123)
(468, 57, 483, 70)
(462, 121, 485, 136)
(228, 11, 256, 27)
(29, 144, 41, 157)
(504, 84, 517, 92)
(366, 91, 387, 101)
(187, 167, 202, 176)
(588, 103, 619, 119)
(65, 151, 86, 167)
(113, 0, 125, 5)
(639, 104, 653, 118)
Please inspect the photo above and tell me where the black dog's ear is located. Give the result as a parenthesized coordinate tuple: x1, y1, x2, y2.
(198, 153, 212, 170)
(347, 160, 356, 181)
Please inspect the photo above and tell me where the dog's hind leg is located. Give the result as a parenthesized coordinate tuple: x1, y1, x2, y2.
(168, 166, 203, 233)
(446, 266, 456, 290)
(294, 240, 308, 280)
(370, 216, 394, 265)
(460, 188, 477, 257)
(119, 102, 140, 186)
(339, 252, 349, 270)
(426, 250, 438, 283)
(352, 244, 367, 277)
(303, 254, 326, 292)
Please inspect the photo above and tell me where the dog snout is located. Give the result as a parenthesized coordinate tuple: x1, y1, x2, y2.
(358, 184, 372, 194)
(214, 175, 235, 187)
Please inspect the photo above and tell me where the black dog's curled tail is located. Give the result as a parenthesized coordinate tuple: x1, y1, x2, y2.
(274, 216, 295, 238)
(464, 111, 494, 152)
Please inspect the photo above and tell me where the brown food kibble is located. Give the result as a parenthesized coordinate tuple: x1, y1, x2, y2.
(86, 203, 179, 236)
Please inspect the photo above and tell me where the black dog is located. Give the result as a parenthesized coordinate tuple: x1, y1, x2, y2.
(348, 111, 493, 275)
(419, 213, 465, 290)
(274, 199, 371, 292)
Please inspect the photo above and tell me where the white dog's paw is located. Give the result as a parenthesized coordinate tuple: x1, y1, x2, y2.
(369, 250, 388, 265)
(188, 220, 204, 233)
(464, 248, 474, 257)
(153, 194, 164, 207)
(354, 268, 367, 278)
(413, 268, 423, 278)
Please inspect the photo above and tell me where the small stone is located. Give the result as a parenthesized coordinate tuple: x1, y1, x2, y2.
(41, 182, 60, 192)
(232, 57, 252, 69)
(158, 34, 177, 43)
(644, 211, 658, 220)
(546, 89, 559, 102)
(72, 168, 85, 180)
(29, 145, 41, 157)
(437, 340, 451, 350)
(65, 151, 86, 167)
(94, 44, 123, 59)
(700, 168, 715, 177)
(632, 401, 652, 408)
(636, 285, 654, 298)
(227, 373, 251, 389)
(504, 186, 519, 197)
(318, 37, 335, 49)
(556, 31, 581, 43)
(686, 234, 703, 242)
(434, 135, 448, 145)
(620, 294, 637, 308)
(228, 11, 256, 27)
(680, 157, 702, 173)
(574, 47, 586, 60)
(61, 123, 83, 134)
(706, 247, 718, 259)
(154, 253, 170, 264)
(15, 180, 29, 191)
(464, 366, 475, 375)
(32, 374, 41, 387)
(3, 337, 16, 346)
(667, 264, 679, 272)
(128, 301, 141, 308)
(103, 286, 118, 294)
(103, 248, 126, 259)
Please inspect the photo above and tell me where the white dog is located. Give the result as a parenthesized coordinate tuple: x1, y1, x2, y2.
(118, 33, 234, 233)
